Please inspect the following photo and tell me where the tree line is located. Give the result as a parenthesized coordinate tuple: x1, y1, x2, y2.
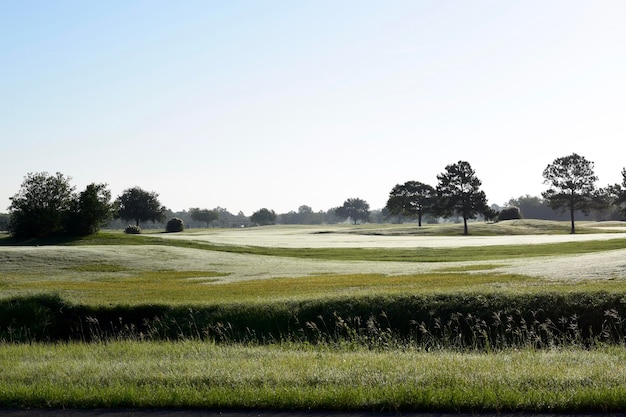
(2, 153, 626, 238)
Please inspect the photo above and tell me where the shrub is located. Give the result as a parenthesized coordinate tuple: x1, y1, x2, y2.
(498, 206, 522, 221)
(124, 225, 141, 234)
(166, 217, 184, 233)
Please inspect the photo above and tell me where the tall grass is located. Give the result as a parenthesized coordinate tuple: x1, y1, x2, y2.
(2, 291, 626, 350)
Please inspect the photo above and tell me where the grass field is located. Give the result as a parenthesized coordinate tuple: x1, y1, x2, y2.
(1, 220, 626, 411)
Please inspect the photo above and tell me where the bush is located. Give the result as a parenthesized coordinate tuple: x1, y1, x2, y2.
(166, 217, 184, 233)
(124, 225, 141, 234)
(498, 206, 522, 221)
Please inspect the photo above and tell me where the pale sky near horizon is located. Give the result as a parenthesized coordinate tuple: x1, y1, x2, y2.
(2, 1, 625, 216)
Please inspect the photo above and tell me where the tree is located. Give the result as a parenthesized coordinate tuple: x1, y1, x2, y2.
(542, 153, 599, 234)
(0, 213, 11, 231)
(335, 198, 370, 225)
(8, 172, 75, 238)
(435, 161, 490, 235)
(65, 183, 113, 236)
(115, 187, 166, 227)
(386, 181, 435, 226)
(498, 206, 522, 221)
(613, 168, 626, 218)
(250, 208, 276, 226)
(189, 208, 219, 228)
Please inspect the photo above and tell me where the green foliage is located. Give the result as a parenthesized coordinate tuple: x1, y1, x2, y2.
(64, 183, 113, 236)
(8, 172, 75, 238)
(7, 173, 113, 238)
(436, 161, 490, 235)
(335, 198, 370, 225)
(612, 168, 626, 218)
(250, 208, 276, 226)
(498, 205, 522, 221)
(189, 207, 219, 227)
(165, 217, 184, 232)
(542, 153, 599, 233)
(386, 181, 435, 226)
(124, 225, 141, 234)
(115, 187, 166, 227)
(0, 213, 9, 231)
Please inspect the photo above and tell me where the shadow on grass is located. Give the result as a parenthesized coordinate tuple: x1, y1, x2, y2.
(0, 234, 87, 246)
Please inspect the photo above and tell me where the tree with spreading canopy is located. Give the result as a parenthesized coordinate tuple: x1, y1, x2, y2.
(115, 187, 166, 227)
(435, 161, 490, 235)
(386, 181, 435, 226)
(8, 172, 75, 237)
(542, 153, 599, 234)
(189, 208, 219, 227)
(335, 198, 370, 225)
(250, 208, 276, 226)
(8, 172, 112, 238)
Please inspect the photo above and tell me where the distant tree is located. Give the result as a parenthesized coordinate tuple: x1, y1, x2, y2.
(250, 208, 276, 226)
(65, 183, 113, 236)
(542, 153, 599, 234)
(498, 206, 522, 221)
(613, 168, 626, 218)
(335, 198, 370, 225)
(435, 161, 490, 235)
(115, 187, 166, 227)
(8, 172, 75, 238)
(189, 208, 219, 228)
(386, 181, 435, 226)
(0, 213, 10, 231)
(506, 195, 554, 220)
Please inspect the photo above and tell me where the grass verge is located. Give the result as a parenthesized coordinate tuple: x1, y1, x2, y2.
(1, 341, 626, 412)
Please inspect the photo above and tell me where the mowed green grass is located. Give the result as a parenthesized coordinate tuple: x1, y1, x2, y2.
(0, 269, 539, 306)
(1, 222, 626, 305)
(2, 341, 626, 412)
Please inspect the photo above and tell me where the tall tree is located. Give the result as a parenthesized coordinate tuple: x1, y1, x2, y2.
(65, 183, 113, 236)
(542, 153, 598, 234)
(8, 172, 75, 238)
(335, 198, 370, 225)
(115, 187, 166, 227)
(436, 161, 489, 235)
(386, 181, 435, 226)
(189, 208, 219, 228)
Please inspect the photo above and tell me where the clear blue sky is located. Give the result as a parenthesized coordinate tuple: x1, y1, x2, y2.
(2, 1, 625, 215)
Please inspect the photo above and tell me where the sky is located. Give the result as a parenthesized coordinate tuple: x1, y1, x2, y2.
(2, 1, 625, 216)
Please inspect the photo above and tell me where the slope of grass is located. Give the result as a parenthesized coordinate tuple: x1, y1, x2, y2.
(3, 229, 625, 263)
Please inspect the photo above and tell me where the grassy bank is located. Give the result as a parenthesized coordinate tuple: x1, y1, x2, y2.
(1, 341, 626, 412)
(2, 291, 626, 349)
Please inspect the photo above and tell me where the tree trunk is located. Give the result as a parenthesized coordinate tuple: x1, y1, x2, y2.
(418, 214, 422, 227)
(463, 216, 469, 235)
(570, 207, 576, 234)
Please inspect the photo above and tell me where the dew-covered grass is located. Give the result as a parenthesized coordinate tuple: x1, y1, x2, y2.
(1, 341, 626, 412)
(1, 221, 626, 411)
